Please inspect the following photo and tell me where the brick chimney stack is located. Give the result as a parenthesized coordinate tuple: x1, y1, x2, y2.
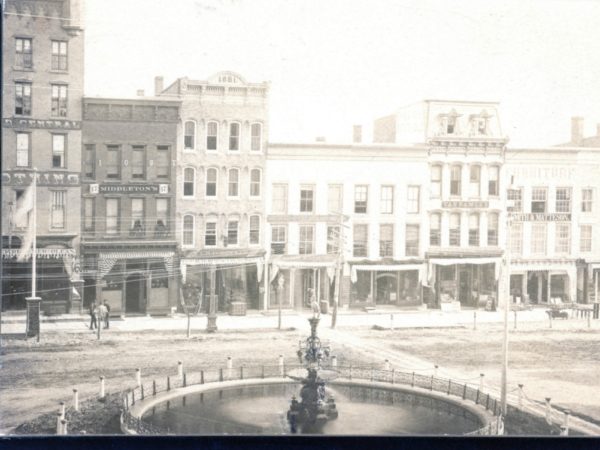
(571, 117, 584, 145)
(154, 76, 164, 96)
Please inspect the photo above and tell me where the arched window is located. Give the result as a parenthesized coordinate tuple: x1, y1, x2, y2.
(251, 123, 262, 151)
(183, 167, 195, 197)
(429, 213, 441, 246)
(184, 121, 195, 150)
(206, 167, 217, 197)
(228, 168, 239, 197)
(229, 122, 240, 151)
(182, 214, 194, 246)
(249, 215, 260, 245)
(250, 168, 261, 197)
(206, 121, 218, 151)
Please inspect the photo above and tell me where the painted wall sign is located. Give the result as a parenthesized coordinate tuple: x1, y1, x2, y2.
(2, 171, 80, 186)
(507, 166, 576, 181)
(3, 117, 82, 130)
(98, 184, 159, 193)
(441, 201, 489, 208)
(510, 213, 571, 221)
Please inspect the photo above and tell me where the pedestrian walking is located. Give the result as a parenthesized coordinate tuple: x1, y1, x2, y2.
(89, 302, 97, 330)
(98, 303, 108, 330)
(103, 300, 111, 329)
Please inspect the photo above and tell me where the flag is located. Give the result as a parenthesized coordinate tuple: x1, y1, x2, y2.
(16, 215, 34, 262)
(13, 184, 34, 227)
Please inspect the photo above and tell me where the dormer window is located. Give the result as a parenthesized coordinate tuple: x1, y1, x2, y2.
(438, 110, 460, 135)
(447, 116, 456, 134)
(470, 110, 492, 136)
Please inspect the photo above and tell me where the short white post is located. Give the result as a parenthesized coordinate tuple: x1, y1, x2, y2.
(563, 409, 570, 435)
(99, 376, 105, 399)
(227, 356, 233, 378)
(479, 374, 485, 391)
(384, 359, 391, 371)
(72, 389, 79, 412)
(390, 314, 394, 330)
(560, 426, 568, 436)
(136, 368, 142, 387)
(545, 397, 552, 423)
(473, 311, 477, 330)
(434, 365, 438, 378)
(178, 361, 184, 379)
(56, 412, 63, 435)
(278, 355, 284, 376)
(331, 356, 338, 368)
(59, 401, 66, 419)
(61, 419, 68, 435)
(588, 312, 591, 329)
(518, 384, 524, 408)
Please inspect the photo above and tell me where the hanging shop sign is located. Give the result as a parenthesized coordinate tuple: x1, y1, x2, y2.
(2, 171, 80, 186)
(3, 117, 82, 130)
(510, 213, 571, 221)
(441, 201, 489, 208)
(2, 248, 76, 259)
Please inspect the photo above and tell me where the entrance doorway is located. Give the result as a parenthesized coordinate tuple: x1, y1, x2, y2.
(527, 271, 548, 304)
(376, 272, 397, 305)
(125, 272, 146, 313)
(458, 269, 471, 306)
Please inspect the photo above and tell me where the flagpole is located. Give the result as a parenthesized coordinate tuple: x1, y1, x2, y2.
(31, 168, 37, 298)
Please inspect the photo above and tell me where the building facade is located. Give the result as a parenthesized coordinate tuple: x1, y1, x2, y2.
(80, 97, 181, 315)
(1, 0, 84, 313)
(157, 72, 270, 313)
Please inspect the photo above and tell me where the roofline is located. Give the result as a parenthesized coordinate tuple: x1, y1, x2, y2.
(83, 96, 181, 105)
(423, 99, 501, 105)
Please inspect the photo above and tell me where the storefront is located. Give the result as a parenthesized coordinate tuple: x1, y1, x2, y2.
(510, 259, 577, 305)
(349, 263, 425, 308)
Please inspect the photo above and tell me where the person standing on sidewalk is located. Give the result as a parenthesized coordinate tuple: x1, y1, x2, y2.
(89, 302, 97, 330)
(98, 302, 108, 330)
(103, 300, 111, 329)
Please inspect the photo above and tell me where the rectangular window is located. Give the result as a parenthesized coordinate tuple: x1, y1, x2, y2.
(206, 168, 217, 197)
(228, 169, 239, 197)
(299, 225, 314, 255)
(249, 216, 260, 245)
(155, 198, 169, 235)
(207, 122, 218, 150)
(51, 40, 68, 71)
(531, 223, 547, 255)
(469, 165, 481, 198)
(379, 224, 394, 257)
(328, 184, 343, 213)
(380, 186, 394, 214)
(15, 38, 32, 69)
(487, 213, 499, 246)
(429, 214, 441, 246)
(555, 223, 570, 254)
(405, 224, 420, 256)
(488, 166, 500, 196)
(184, 121, 195, 150)
(205, 222, 217, 246)
(555, 187, 571, 213)
(531, 188, 547, 213)
(106, 145, 121, 179)
(272, 184, 288, 214)
(227, 221, 239, 246)
(430, 165, 442, 198)
(131, 146, 146, 179)
(450, 165, 462, 196)
(580, 225, 592, 252)
(106, 199, 120, 235)
(16, 132, 30, 167)
(468, 213, 480, 247)
(83, 197, 94, 231)
(15, 82, 32, 115)
(183, 216, 194, 246)
(250, 169, 261, 197)
(507, 188, 522, 212)
(229, 122, 240, 150)
(300, 186, 314, 213)
(84, 144, 95, 179)
(251, 123, 262, 151)
(51, 84, 68, 117)
(353, 224, 368, 257)
(407, 186, 420, 213)
(271, 226, 287, 254)
(50, 191, 66, 229)
(183, 168, 195, 197)
(327, 226, 340, 254)
(52, 134, 66, 168)
(156, 146, 170, 179)
(510, 222, 523, 255)
(449, 213, 461, 246)
(354, 185, 368, 213)
(582, 188, 593, 213)
(130, 198, 145, 234)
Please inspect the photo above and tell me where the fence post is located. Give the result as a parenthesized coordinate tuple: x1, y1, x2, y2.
(447, 379, 451, 395)
(178, 361, 183, 379)
(430, 374, 434, 391)
(167, 376, 171, 391)
(462, 383, 467, 400)
(476, 389, 480, 405)
(473, 311, 477, 330)
(132, 389, 135, 405)
(141, 383, 145, 400)
(72, 389, 79, 411)
(136, 368, 142, 387)
(227, 356, 233, 379)
(183, 373, 187, 387)
(390, 314, 394, 330)
(219, 368, 224, 382)
(518, 384, 523, 408)
(411, 372, 415, 388)
(153, 380, 156, 396)
(486, 393, 490, 410)
(59, 401, 65, 419)
(479, 373, 485, 391)
(545, 397, 552, 423)
(391, 368, 395, 384)
(201, 370, 205, 384)
(278, 355, 284, 376)
(56, 412, 63, 435)
(434, 365, 439, 377)
(99, 376, 105, 399)
(384, 359, 391, 371)
(563, 409, 570, 435)
(61, 419, 68, 435)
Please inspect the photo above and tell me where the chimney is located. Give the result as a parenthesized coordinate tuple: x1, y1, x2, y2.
(154, 76, 164, 96)
(571, 117, 584, 145)
(353, 125, 362, 144)
(136, 89, 145, 97)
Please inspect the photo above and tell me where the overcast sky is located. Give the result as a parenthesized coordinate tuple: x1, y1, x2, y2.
(84, 0, 600, 147)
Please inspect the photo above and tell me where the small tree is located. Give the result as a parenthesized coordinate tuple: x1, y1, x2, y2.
(180, 281, 203, 338)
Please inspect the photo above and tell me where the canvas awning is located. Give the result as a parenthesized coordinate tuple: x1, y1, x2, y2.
(98, 251, 175, 279)
(181, 257, 264, 283)
(350, 263, 426, 284)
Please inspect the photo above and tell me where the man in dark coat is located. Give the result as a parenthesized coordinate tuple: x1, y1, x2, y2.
(89, 302, 97, 330)
(103, 300, 111, 329)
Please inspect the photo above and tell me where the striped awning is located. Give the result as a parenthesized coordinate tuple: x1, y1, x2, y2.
(98, 251, 175, 279)
(181, 257, 265, 283)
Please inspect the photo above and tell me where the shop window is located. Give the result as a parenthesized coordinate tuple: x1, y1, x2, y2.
(430, 164, 442, 198)
(354, 185, 368, 213)
(488, 166, 500, 196)
(50, 191, 65, 229)
(469, 165, 481, 198)
(450, 165, 462, 196)
(251, 123, 262, 151)
(131, 145, 146, 179)
(429, 213, 441, 246)
(510, 222, 523, 255)
(51, 84, 67, 117)
(328, 184, 343, 213)
(130, 198, 145, 235)
(353, 271, 372, 302)
(531, 188, 547, 213)
(468, 213, 480, 246)
(249, 215, 260, 245)
(271, 225, 287, 254)
(300, 185, 314, 213)
(228, 168, 239, 197)
(15, 82, 32, 115)
(449, 213, 461, 246)
(299, 225, 314, 255)
(555, 187, 571, 213)
(184, 121, 195, 150)
(580, 225, 592, 252)
(156, 145, 170, 179)
(183, 167, 195, 197)
(581, 188, 593, 213)
(150, 262, 169, 288)
(106, 199, 120, 235)
(205, 222, 217, 246)
(272, 184, 288, 214)
(227, 220, 239, 246)
(405, 224, 420, 256)
(407, 186, 420, 213)
(106, 145, 121, 179)
(250, 169, 261, 197)
(487, 212, 499, 246)
(84, 144, 95, 179)
(353, 224, 368, 257)
(379, 224, 394, 257)
(15, 38, 32, 69)
(531, 223, 547, 255)
(83, 197, 94, 231)
(229, 122, 240, 151)
(206, 168, 218, 197)
(16, 132, 30, 167)
(380, 186, 394, 214)
(555, 223, 570, 254)
(206, 121, 218, 150)
(327, 226, 340, 254)
(51, 134, 66, 168)
(182, 215, 194, 246)
(51, 40, 68, 71)
(507, 188, 522, 212)
(104, 263, 123, 291)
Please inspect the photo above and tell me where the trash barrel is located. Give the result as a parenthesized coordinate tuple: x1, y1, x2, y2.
(320, 300, 329, 315)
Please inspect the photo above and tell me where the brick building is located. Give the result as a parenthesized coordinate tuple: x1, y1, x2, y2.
(1, 0, 84, 313)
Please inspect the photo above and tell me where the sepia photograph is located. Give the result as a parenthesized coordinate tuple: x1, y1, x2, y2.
(1, 0, 600, 444)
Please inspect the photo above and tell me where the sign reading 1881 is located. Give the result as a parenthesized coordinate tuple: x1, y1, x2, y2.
(511, 213, 571, 221)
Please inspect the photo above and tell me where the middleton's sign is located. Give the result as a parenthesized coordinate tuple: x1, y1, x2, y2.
(511, 213, 571, 221)
(97, 184, 161, 194)
(442, 201, 489, 208)
(2, 171, 80, 186)
(3, 117, 82, 130)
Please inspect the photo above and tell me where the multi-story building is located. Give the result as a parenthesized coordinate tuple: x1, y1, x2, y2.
(1, 0, 84, 314)
(80, 96, 181, 316)
(157, 72, 270, 313)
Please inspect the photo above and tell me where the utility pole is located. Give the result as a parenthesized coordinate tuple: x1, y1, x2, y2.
(331, 213, 346, 329)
